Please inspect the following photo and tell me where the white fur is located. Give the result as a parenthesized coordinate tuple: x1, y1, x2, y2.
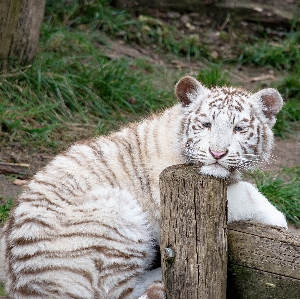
(227, 182, 287, 228)
(0, 229, 5, 283)
(133, 268, 162, 298)
(1, 77, 287, 299)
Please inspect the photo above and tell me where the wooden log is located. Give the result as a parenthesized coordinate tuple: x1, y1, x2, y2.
(159, 164, 227, 299)
(0, 162, 30, 175)
(227, 221, 300, 299)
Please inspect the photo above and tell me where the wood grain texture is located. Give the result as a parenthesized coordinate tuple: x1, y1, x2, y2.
(227, 264, 300, 299)
(0, 0, 45, 70)
(227, 221, 300, 299)
(0, 162, 30, 175)
(159, 164, 227, 299)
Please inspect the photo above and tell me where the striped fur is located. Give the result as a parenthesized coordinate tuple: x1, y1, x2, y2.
(2, 76, 287, 298)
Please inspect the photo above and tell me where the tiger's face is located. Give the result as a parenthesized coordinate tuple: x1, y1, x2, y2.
(175, 76, 283, 178)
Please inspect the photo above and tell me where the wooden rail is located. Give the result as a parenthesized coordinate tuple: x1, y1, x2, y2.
(227, 221, 300, 299)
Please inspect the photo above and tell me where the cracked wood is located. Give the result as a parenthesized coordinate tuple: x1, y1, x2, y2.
(159, 164, 227, 299)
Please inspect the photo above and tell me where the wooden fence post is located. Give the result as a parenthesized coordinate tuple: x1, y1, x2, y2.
(159, 164, 227, 299)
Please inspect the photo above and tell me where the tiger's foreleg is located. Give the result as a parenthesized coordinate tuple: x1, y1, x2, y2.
(227, 181, 288, 228)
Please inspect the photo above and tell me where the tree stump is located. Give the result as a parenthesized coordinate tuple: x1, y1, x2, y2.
(0, 0, 46, 70)
(159, 164, 227, 299)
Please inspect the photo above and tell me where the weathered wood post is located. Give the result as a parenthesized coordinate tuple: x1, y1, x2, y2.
(159, 164, 227, 299)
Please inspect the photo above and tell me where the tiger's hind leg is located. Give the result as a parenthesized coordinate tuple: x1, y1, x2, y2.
(85, 187, 157, 298)
(4, 187, 156, 299)
(138, 281, 165, 299)
(133, 268, 165, 299)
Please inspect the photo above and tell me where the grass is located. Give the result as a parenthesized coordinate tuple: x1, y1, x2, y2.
(276, 69, 300, 100)
(1, 0, 211, 149)
(231, 27, 300, 137)
(0, 284, 5, 296)
(235, 32, 300, 71)
(273, 98, 300, 138)
(45, 0, 209, 60)
(0, 199, 12, 223)
(231, 28, 300, 138)
(0, 23, 172, 149)
(252, 167, 300, 226)
(272, 68, 300, 138)
(197, 63, 232, 88)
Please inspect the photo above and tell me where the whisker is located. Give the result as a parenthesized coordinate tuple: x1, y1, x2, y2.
(241, 154, 259, 158)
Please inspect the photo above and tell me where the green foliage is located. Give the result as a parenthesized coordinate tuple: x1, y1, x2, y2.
(273, 99, 300, 138)
(0, 284, 5, 296)
(197, 64, 231, 87)
(45, 0, 208, 60)
(0, 199, 13, 222)
(0, 24, 170, 147)
(236, 32, 300, 71)
(252, 167, 300, 226)
(272, 66, 300, 137)
(276, 68, 300, 100)
(81, 5, 208, 59)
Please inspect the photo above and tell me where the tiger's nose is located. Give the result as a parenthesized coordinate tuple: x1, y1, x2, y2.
(209, 149, 228, 159)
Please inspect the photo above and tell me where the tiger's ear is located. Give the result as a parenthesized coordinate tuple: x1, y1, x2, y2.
(175, 76, 207, 107)
(251, 88, 284, 126)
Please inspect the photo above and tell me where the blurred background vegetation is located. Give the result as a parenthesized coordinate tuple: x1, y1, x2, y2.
(0, 0, 299, 225)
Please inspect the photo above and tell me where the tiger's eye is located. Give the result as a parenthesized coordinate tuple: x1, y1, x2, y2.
(203, 122, 212, 128)
(234, 126, 243, 132)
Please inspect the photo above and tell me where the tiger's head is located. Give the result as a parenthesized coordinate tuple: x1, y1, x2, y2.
(175, 76, 283, 178)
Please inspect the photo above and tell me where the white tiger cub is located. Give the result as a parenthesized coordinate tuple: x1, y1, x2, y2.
(1, 76, 287, 299)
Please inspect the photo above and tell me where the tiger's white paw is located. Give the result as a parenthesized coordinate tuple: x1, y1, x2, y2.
(227, 181, 288, 228)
